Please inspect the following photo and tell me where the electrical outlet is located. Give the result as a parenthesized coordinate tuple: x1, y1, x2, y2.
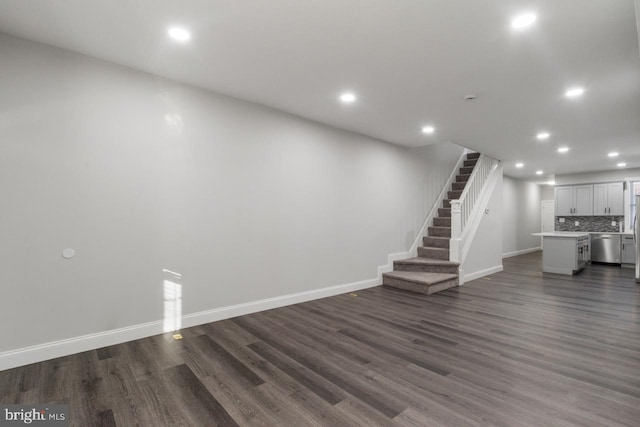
(559, 218, 565, 223)
(611, 221, 616, 226)
(575, 221, 579, 226)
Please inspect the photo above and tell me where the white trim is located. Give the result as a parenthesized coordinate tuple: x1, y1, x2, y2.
(463, 264, 503, 282)
(0, 321, 163, 372)
(0, 276, 380, 371)
(502, 247, 542, 259)
(181, 277, 379, 329)
(408, 148, 469, 256)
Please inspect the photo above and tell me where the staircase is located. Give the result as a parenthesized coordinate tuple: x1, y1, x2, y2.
(382, 152, 481, 294)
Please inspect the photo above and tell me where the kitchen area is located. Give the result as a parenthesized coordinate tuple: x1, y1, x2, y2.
(533, 181, 640, 282)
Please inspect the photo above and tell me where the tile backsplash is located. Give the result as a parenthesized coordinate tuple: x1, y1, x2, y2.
(555, 216, 624, 232)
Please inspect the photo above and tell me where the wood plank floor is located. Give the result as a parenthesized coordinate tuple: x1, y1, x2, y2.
(1, 251, 640, 426)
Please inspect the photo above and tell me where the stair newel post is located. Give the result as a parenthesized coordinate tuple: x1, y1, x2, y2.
(450, 199, 463, 284)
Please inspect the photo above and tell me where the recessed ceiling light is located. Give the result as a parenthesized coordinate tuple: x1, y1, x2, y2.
(511, 13, 537, 29)
(340, 92, 357, 103)
(617, 162, 627, 167)
(515, 163, 524, 168)
(565, 87, 585, 98)
(536, 132, 550, 140)
(168, 27, 191, 42)
(547, 181, 556, 186)
(608, 152, 619, 157)
(557, 147, 569, 153)
(421, 126, 435, 134)
(536, 170, 544, 175)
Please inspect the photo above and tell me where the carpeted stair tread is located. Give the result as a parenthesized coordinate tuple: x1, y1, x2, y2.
(433, 217, 451, 227)
(394, 256, 458, 274)
(383, 271, 457, 285)
(424, 235, 449, 241)
(423, 236, 450, 248)
(418, 246, 449, 259)
(466, 152, 480, 159)
(395, 257, 459, 267)
(460, 166, 474, 175)
(428, 226, 451, 237)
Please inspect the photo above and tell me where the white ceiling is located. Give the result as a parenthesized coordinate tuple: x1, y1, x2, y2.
(0, 0, 639, 180)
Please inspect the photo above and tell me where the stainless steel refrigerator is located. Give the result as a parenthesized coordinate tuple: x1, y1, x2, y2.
(636, 195, 640, 283)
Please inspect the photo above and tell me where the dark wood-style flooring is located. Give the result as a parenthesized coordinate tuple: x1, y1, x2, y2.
(1, 252, 640, 426)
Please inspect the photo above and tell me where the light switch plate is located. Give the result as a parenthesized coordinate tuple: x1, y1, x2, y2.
(611, 221, 616, 226)
(575, 221, 579, 226)
(559, 218, 565, 223)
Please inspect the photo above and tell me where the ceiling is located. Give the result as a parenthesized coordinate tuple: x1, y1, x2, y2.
(0, 0, 639, 181)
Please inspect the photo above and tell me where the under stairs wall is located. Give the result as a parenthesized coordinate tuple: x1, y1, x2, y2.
(502, 176, 543, 257)
(0, 34, 466, 368)
(461, 165, 504, 281)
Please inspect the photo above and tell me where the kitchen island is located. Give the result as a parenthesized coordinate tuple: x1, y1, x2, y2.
(532, 232, 590, 275)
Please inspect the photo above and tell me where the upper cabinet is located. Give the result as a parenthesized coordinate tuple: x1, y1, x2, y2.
(555, 182, 624, 217)
(555, 185, 593, 216)
(555, 186, 573, 215)
(593, 182, 624, 216)
(573, 185, 593, 215)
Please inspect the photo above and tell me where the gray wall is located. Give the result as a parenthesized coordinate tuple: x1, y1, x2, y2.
(555, 168, 640, 185)
(541, 184, 554, 201)
(0, 34, 464, 353)
(463, 169, 504, 278)
(502, 176, 542, 256)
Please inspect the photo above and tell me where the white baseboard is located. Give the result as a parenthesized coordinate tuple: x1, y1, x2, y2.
(0, 321, 164, 372)
(0, 276, 381, 371)
(464, 264, 503, 282)
(181, 277, 380, 329)
(502, 247, 541, 259)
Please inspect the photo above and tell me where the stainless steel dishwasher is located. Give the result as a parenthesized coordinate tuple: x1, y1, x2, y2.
(590, 234, 621, 264)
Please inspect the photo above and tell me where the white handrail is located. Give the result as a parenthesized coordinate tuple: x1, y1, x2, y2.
(449, 154, 500, 265)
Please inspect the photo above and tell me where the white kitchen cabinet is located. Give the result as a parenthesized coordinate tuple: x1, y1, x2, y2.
(555, 185, 593, 216)
(555, 186, 573, 216)
(593, 184, 607, 215)
(593, 182, 624, 216)
(574, 185, 593, 215)
(534, 233, 590, 274)
(608, 182, 624, 215)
